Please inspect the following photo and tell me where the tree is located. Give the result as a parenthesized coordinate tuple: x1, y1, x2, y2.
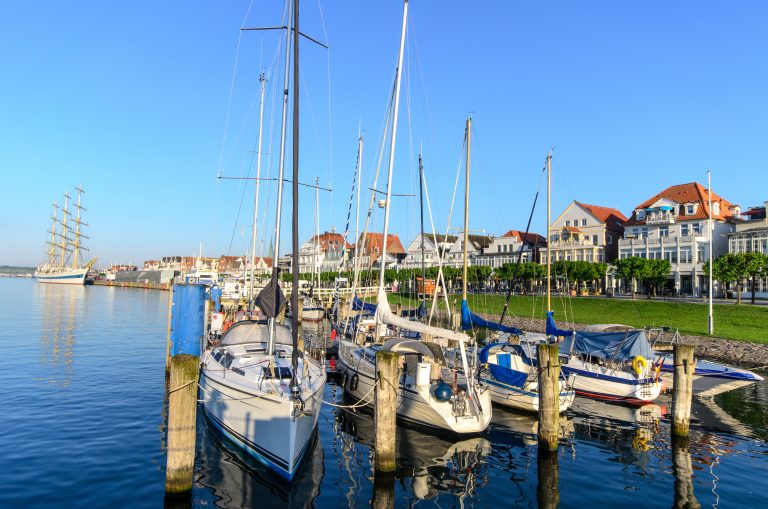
(613, 257, 647, 299)
(742, 252, 768, 305)
(644, 259, 671, 297)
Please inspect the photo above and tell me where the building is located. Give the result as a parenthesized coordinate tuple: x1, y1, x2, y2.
(475, 230, 546, 268)
(298, 231, 352, 274)
(727, 201, 768, 298)
(400, 233, 457, 269)
(542, 201, 627, 264)
(618, 182, 740, 297)
(353, 232, 406, 270)
(443, 234, 494, 268)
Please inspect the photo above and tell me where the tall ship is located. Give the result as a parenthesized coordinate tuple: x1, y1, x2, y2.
(35, 186, 94, 285)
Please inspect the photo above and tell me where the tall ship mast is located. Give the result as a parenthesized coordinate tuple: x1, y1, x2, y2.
(35, 186, 93, 285)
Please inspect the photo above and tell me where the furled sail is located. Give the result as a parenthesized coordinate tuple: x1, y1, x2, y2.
(545, 311, 574, 337)
(461, 300, 522, 335)
(376, 290, 469, 343)
(352, 295, 377, 313)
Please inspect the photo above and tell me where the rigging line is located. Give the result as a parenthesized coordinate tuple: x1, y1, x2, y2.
(226, 146, 260, 256)
(218, 175, 333, 192)
(471, 125, 509, 230)
(315, 0, 334, 234)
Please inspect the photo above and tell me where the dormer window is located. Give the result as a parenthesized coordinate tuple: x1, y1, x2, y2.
(636, 210, 645, 220)
(713, 202, 720, 216)
(686, 204, 696, 215)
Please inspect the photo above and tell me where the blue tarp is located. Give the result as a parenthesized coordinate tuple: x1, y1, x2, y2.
(461, 300, 522, 335)
(401, 301, 427, 319)
(479, 344, 528, 387)
(546, 311, 574, 337)
(352, 295, 377, 313)
(559, 329, 653, 361)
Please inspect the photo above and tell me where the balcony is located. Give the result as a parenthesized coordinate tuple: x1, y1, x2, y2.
(644, 212, 676, 225)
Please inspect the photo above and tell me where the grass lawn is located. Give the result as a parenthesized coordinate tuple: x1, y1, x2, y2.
(378, 293, 768, 344)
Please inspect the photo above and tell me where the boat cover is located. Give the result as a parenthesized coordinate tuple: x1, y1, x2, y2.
(546, 311, 574, 337)
(375, 289, 469, 343)
(560, 329, 653, 361)
(461, 300, 522, 335)
(353, 295, 377, 313)
(254, 276, 286, 318)
(400, 301, 427, 319)
(221, 321, 293, 346)
(478, 344, 528, 387)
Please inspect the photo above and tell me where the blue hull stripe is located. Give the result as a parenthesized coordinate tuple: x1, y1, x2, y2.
(36, 274, 84, 280)
(561, 366, 654, 386)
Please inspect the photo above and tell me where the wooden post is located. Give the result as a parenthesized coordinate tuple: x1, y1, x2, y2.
(672, 344, 695, 437)
(165, 285, 175, 373)
(165, 354, 200, 496)
(372, 471, 396, 509)
(374, 350, 399, 472)
(537, 343, 560, 451)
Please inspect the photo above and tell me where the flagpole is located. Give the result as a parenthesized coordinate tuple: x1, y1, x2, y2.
(708, 170, 714, 335)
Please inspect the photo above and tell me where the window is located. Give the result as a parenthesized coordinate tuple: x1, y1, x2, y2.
(497, 245, 501, 253)
(592, 234, 599, 245)
(581, 218, 587, 226)
(686, 204, 696, 215)
(633, 228, 639, 236)
(607, 234, 613, 244)
(659, 226, 669, 237)
(681, 224, 689, 236)
(680, 249, 691, 263)
(693, 223, 702, 235)
(565, 220, 570, 226)
(713, 202, 720, 215)
(697, 247, 705, 263)
(637, 210, 645, 220)
(641, 227, 648, 239)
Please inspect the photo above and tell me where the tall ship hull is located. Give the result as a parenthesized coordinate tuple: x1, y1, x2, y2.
(34, 267, 88, 285)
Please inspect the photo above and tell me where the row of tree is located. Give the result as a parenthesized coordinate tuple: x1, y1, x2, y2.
(704, 252, 768, 304)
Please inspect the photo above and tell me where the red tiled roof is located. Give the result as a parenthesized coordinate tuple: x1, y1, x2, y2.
(563, 226, 582, 233)
(312, 232, 353, 253)
(502, 230, 546, 245)
(577, 202, 628, 225)
(358, 232, 405, 263)
(625, 182, 737, 226)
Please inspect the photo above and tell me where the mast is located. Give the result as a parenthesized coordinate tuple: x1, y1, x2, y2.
(377, 0, 408, 293)
(61, 191, 71, 268)
(708, 170, 714, 334)
(290, 0, 300, 388)
(72, 186, 86, 269)
(267, 0, 293, 356)
(462, 117, 471, 302)
(418, 153, 426, 309)
(249, 72, 267, 309)
(48, 203, 58, 266)
(546, 152, 552, 313)
(314, 176, 320, 291)
(350, 136, 363, 299)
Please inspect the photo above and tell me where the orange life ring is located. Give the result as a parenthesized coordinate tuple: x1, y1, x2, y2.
(223, 321, 234, 332)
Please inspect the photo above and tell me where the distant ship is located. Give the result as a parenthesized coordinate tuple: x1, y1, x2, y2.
(35, 186, 95, 285)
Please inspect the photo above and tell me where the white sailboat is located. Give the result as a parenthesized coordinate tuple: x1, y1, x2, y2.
(35, 186, 93, 285)
(200, 0, 326, 481)
(336, 0, 492, 435)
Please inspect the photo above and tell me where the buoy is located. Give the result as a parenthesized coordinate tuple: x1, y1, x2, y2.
(329, 357, 336, 371)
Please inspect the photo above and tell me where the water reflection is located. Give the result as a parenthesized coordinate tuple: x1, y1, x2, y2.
(195, 420, 323, 508)
(672, 436, 701, 509)
(36, 283, 85, 387)
(335, 400, 492, 504)
(537, 448, 559, 509)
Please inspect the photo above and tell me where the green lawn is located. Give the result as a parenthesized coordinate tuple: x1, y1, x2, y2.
(379, 293, 768, 344)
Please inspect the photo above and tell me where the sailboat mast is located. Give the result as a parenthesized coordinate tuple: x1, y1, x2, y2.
(462, 117, 471, 302)
(419, 154, 426, 308)
(350, 136, 363, 296)
(290, 0, 300, 384)
(72, 186, 84, 269)
(249, 73, 267, 308)
(377, 0, 408, 292)
(48, 203, 58, 265)
(708, 170, 714, 334)
(314, 176, 320, 290)
(546, 152, 552, 312)
(61, 191, 70, 268)
(267, 0, 293, 356)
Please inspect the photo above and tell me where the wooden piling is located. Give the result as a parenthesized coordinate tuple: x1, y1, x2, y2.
(672, 435, 700, 508)
(537, 448, 560, 509)
(672, 344, 695, 437)
(165, 354, 200, 496)
(165, 285, 175, 374)
(372, 470, 396, 509)
(374, 350, 399, 472)
(537, 343, 560, 451)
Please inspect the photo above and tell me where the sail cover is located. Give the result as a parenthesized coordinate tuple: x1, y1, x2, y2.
(478, 344, 528, 387)
(546, 311, 574, 337)
(461, 300, 522, 335)
(400, 301, 427, 319)
(559, 329, 653, 361)
(375, 290, 469, 343)
(254, 275, 286, 319)
(353, 295, 377, 313)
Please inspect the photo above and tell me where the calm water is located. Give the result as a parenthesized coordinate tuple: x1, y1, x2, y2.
(1, 278, 767, 508)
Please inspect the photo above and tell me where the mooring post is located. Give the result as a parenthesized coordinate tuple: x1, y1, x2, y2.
(672, 435, 700, 508)
(374, 350, 399, 472)
(165, 285, 175, 374)
(672, 344, 695, 437)
(372, 470, 396, 509)
(165, 284, 205, 498)
(537, 447, 560, 509)
(537, 343, 560, 451)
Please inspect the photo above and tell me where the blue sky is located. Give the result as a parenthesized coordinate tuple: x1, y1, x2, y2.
(2, 1, 766, 267)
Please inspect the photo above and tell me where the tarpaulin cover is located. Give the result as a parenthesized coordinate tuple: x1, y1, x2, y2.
(478, 344, 528, 387)
(353, 295, 377, 313)
(400, 301, 427, 319)
(559, 329, 653, 361)
(461, 300, 522, 335)
(546, 311, 574, 337)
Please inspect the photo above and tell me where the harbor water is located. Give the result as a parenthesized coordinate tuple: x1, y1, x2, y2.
(1, 278, 766, 508)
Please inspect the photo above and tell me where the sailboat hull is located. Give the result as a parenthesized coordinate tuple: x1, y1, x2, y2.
(34, 267, 88, 285)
